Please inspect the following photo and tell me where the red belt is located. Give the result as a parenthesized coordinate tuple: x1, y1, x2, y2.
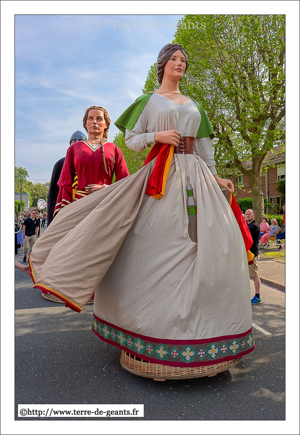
(173, 136, 195, 154)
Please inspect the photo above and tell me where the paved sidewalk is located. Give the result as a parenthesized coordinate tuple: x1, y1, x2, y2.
(258, 259, 285, 291)
(258, 256, 285, 291)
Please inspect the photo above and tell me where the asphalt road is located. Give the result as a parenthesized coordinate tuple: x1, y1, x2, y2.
(13, 237, 286, 430)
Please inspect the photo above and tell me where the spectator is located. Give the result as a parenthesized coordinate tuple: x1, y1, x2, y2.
(35, 208, 42, 236)
(16, 212, 24, 249)
(22, 209, 40, 263)
(15, 214, 19, 255)
(245, 209, 261, 304)
(259, 218, 279, 247)
(41, 211, 47, 228)
(259, 216, 269, 239)
(17, 211, 24, 249)
(276, 205, 285, 249)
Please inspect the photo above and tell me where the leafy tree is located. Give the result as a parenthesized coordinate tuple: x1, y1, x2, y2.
(236, 197, 274, 214)
(26, 182, 48, 208)
(15, 200, 26, 214)
(22, 187, 33, 207)
(15, 166, 29, 189)
(15, 166, 50, 207)
(143, 15, 285, 224)
(143, 62, 159, 94)
(113, 132, 151, 175)
(236, 198, 253, 213)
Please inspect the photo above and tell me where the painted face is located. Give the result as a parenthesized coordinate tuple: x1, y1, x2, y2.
(163, 50, 187, 80)
(85, 109, 107, 137)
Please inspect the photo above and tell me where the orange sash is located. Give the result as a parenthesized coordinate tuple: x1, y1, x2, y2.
(143, 143, 174, 198)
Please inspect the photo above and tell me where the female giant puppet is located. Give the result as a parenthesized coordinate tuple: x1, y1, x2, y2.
(29, 44, 254, 380)
(54, 106, 129, 215)
(39, 106, 129, 303)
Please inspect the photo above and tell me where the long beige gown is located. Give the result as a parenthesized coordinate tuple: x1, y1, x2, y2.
(30, 94, 254, 367)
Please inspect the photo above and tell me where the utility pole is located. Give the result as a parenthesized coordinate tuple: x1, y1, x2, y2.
(18, 176, 23, 212)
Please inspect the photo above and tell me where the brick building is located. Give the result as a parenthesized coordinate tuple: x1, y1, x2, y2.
(224, 148, 285, 213)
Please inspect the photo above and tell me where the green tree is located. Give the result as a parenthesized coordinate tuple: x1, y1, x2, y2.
(144, 15, 285, 224)
(113, 132, 151, 175)
(237, 197, 274, 214)
(25, 182, 48, 208)
(143, 62, 159, 94)
(15, 166, 29, 189)
(15, 200, 26, 214)
(22, 187, 33, 207)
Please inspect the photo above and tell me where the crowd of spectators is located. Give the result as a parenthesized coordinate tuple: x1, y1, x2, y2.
(15, 208, 47, 262)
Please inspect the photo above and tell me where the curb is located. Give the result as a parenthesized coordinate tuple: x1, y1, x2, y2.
(259, 277, 285, 292)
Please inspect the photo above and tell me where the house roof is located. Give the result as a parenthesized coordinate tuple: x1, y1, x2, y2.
(243, 146, 285, 168)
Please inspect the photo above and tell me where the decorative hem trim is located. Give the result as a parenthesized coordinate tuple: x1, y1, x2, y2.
(92, 314, 255, 367)
(28, 254, 36, 284)
(33, 283, 82, 313)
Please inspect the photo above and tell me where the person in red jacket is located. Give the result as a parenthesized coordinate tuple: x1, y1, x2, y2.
(54, 105, 129, 216)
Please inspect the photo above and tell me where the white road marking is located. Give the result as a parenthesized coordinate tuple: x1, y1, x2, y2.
(252, 322, 272, 336)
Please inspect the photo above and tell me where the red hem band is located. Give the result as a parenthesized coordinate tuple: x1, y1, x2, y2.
(34, 284, 82, 313)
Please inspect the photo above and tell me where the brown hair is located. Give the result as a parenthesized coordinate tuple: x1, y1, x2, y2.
(83, 106, 111, 143)
(156, 43, 189, 84)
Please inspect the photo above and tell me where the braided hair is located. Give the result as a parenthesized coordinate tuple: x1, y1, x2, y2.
(156, 43, 189, 84)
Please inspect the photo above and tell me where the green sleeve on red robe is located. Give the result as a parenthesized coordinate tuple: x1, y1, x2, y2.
(114, 93, 214, 139)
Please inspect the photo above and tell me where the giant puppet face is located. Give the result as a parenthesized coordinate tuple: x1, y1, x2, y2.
(156, 43, 189, 84)
(162, 50, 187, 83)
(84, 109, 107, 138)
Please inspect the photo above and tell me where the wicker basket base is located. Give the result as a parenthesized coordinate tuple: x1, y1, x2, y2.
(41, 292, 94, 305)
(120, 350, 242, 381)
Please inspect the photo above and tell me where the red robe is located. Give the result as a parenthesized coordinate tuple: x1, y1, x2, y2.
(54, 141, 129, 215)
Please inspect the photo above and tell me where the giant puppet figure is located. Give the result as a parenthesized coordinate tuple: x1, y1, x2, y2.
(47, 130, 87, 226)
(41, 108, 129, 303)
(29, 44, 254, 380)
(53, 106, 129, 216)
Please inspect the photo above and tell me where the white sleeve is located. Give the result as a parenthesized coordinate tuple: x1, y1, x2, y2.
(125, 108, 155, 152)
(195, 136, 217, 175)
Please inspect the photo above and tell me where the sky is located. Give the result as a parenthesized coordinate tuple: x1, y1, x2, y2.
(14, 13, 184, 183)
(2, 2, 300, 435)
